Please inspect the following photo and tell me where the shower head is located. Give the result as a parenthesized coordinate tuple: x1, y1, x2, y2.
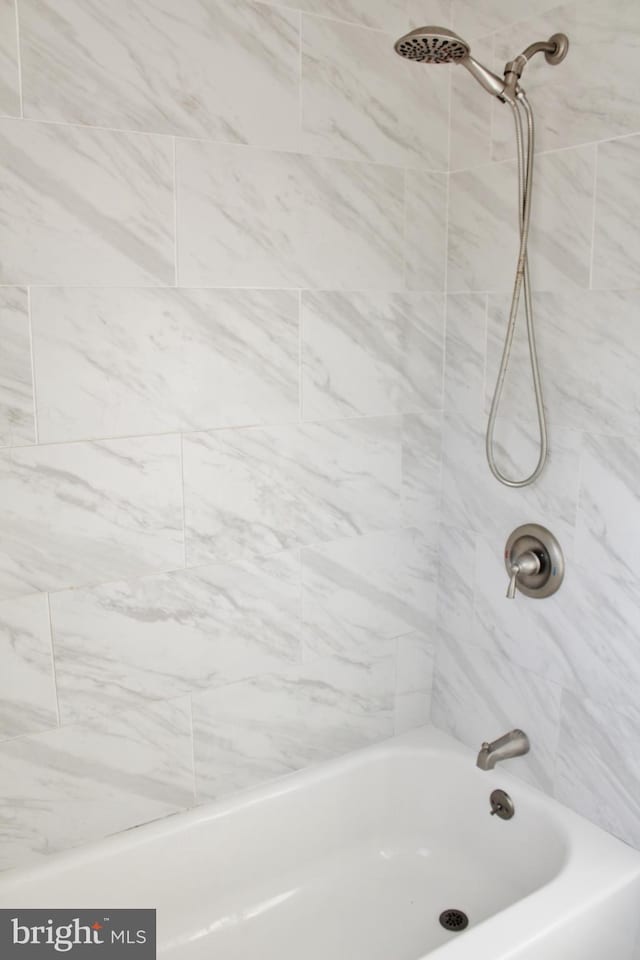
(394, 25, 508, 100)
(394, 26, 470, 63)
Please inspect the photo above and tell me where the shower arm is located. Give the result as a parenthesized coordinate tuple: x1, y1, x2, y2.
(503, 34, 569, 98)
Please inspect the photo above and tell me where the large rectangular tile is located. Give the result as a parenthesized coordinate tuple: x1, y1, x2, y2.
(402, 411, 442, 530)
(32, 287, 299, 442)
(0, 594, 57, 740)
(192, 655, 394, 802)
(183, 418, 402, 565)
(0, 697, 194, 871)
(0, 0, 20, 117)
(486, 290, 640, 436)
(492, 0, 640, 157)
(301, 291, 443, 420)
(0, 119, 174, 285)
(447, 146, 595, 293)
(404, 170, 448, 291)
(301, 15, 448, 169)
(302, 527, 437, 663)
(444, 292, 486, 417)
(0, 435, 183, 600)
(0, 288, 35, 447)
(432, 634, 563, 790)
(452, 0, 558, 39)
(262, 0, 408, 31)
(176, 141, 404, 288)
(592, 135, 640, 290)
(20, 0, 300, 150)
(50, 551, 301, 724)
(556, 691, 640, 849)
(394, 630, 435, 734)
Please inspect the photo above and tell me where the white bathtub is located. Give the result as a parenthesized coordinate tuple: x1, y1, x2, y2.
(1, 726, 639, 959)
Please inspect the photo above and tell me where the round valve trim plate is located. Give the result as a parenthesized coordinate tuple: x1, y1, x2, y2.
(504, 523, 564, 599)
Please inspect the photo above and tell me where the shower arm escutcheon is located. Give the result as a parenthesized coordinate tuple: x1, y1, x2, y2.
(504, 523, 564, 599)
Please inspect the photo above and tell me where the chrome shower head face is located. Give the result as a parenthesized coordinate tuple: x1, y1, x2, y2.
(394, 26, 470, 64)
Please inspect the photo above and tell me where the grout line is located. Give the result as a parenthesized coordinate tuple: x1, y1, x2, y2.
(26, 286, 39, 444)
(46, 593, 62, 727)
(13, 0, 24, 118)
(172, 137, 179, 287)
(587, 143, 599, 290)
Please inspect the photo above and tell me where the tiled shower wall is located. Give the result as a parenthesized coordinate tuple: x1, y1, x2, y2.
(0, 0, 450, 870)
(433, 0, 640, 849)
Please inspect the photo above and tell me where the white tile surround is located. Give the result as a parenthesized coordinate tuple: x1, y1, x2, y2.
(0, 0, 443, 870)
(2, 0, 640, 872)
(434, 0, 640, 852)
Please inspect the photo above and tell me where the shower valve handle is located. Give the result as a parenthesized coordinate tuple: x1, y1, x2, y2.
(506, 550, 540, 599)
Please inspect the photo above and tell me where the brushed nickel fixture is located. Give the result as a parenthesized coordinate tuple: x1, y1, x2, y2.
(490, 788, 515, 820)
(477, 729, 530, 770)
(504, 523, 564, 599)
(394, 27, 569, 487)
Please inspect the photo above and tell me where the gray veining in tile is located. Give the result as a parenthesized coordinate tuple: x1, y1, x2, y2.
(394, 630, 434, 734)
(402, 412, 442, 530)
(301, 290, 443, 420)
(0, 288, 35, 448)
(404, 170, 448, 291)
(32, 287, 299, 442)
(192, 654, 394, 802)
(0, 697, 194, 871)
(183, 417, 402, 565)
(20, 0, 301, 150)
(301, 14, 448, 169)
(0, 0, 20, 117)
(592, 134, 640, 290)
(302, 527, 437, 663)
(177, 140, 404, 289)
(50, 551, 301, 724)
(0, 593, 57, 741)
(0, 119, 174, 285)
(0, 435, 183, 600)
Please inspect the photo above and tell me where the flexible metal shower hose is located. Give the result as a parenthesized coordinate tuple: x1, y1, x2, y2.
(485, 92, 548, 487)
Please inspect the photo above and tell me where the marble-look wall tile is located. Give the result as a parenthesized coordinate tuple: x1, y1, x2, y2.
(0, 697, 194, 871)
(402, 412, 442, 529)
(0, 0, 20, 117)
(301, 291, 443, 420)
(486, 290, 640, 437)
(444, 293, 486, 416)
(183, 417, 402, 565)
(448, 145, 595, 293)
(0, 288, 35, 447)
(432, 634, 562, 790)
(50, 552, 301, 724)
(394, 630, 434, 734)
(192, 654, 394, 802)
(404, 170, 448, 291)
(452, 0, 559, 40)
(262, 0, 407, 32)
(20, 0, 300, 151)
(0, 436, 183, 600)
(302, 527, 437, 663)
(440, 409, 580, 540)
(301, 15, 449, 169)
(32, 287, 299, 443)
(176, 141, 404, 289)
(592, 135, 640, 289)
(576, 433, 640, 582)
(492, 0, 640, 158)
(436, 523, 475, 645)
(0, 120, 174, 285)
(0, 594, 57, 740)
(556, 691, 640, 849)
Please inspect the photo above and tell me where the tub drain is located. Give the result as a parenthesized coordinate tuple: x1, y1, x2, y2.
(439, 909, 469, 932)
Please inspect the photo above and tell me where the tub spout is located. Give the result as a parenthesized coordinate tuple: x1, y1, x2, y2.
(476, 729, 530, 770)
